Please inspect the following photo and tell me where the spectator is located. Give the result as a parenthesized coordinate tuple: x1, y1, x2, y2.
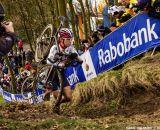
(13, 54, 19, 75)
(22, 51, 26, 64)
(10, 55, 15, 71)
(96, 25, 111, 39)
(25, 49, 34, 63)
(0, 3, 17, 59)
(17, 39, 23, 53)
(102, 0, 111, 28)
(110, 23, 118, 32)
(80, 39, 91, 52)
(148, 0, 160, 19)
(17, 51, 23, 67)
(24, 61, 31, 71)
(3, 64, 8, 75)
(91, 32, 100, 45)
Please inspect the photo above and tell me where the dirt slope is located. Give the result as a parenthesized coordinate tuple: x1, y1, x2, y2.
(1, 53, 160, 130)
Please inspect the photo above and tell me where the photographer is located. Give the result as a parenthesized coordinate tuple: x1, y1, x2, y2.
(0, 3, 17, 59)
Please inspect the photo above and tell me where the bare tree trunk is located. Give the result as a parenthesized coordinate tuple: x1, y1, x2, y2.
(53, 0, 59, 28)
(17, 1, 34, 53)
(78, 0, 88, 39)
(23, 2, 36, 53)
(85, 0, 92, 35)
(57, 0, 69, 28)
(75, 15, 80, 45)
(68, 0, 80, 48)
(5, 56, 17, 93)
(48, 0, 55, 23)
(35, 0, 47, 26)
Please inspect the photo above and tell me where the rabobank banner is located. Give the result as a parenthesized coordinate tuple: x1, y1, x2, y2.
(65, 13, 160, 87)
(90, 13, 160, 74)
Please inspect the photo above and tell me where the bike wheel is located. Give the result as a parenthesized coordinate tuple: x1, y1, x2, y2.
(37, 64, 52, 83)
(37, 65, 64, 104)
(38, 65, 64, 105)
(21, 65, 51, 101)
(21, 75, 36, 100)
(35, 24, 53, 62)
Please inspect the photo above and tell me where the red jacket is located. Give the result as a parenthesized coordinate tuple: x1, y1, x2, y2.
(24, 63, 31, 70)
(18, 40, 23, 48)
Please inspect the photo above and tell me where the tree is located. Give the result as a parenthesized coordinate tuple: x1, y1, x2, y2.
(67, 0, 80, 48)
(35, 0, 47, 26)
(4, 56, 17, 93)
(78, 0, 88, 39)
(85, 0, 92, 36)
(57, 0, 69, 27)
(53, 0, 60, 28)
(16, 0, 34, 53)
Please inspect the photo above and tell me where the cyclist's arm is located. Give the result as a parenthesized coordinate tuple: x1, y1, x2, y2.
(47, 45, 65, 67)
(47, 45, 58, 65)
(68, 45, 83, 64)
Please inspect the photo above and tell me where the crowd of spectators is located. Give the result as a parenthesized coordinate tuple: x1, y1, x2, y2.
(0, 42, 34, 93)
(78, 0, 160, 55)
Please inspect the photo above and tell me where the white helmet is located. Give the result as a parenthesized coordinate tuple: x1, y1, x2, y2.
(58, 28, 73, 38)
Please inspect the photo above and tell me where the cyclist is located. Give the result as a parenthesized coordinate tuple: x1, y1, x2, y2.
(46, 28, 82, 113)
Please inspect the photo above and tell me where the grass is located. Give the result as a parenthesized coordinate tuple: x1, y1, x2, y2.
(0, 117, 110, 130)
(0, 94, 4, 103)
(71, 52, 160, 106)
(56, 117, 105, 130)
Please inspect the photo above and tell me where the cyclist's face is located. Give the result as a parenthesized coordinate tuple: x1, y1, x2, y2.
(63, 38, 73, 47)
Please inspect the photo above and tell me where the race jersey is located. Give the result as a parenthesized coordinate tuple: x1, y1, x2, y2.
(47, 44, 78, 65)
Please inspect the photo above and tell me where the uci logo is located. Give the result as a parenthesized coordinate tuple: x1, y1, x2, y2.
(85, 63, 89, 71)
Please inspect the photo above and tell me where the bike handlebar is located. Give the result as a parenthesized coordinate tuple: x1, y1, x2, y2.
(48, 52, 83, 68)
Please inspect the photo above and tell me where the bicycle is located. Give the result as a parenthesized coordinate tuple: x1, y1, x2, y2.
(21, 16, 65, 102)
(35, 16, 65, 62)
(21, 52, 81, 105)
(21, 17, 82, 110)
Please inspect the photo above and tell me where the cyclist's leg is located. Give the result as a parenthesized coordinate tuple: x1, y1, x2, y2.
(52, 82, 61, 114)
(43, 73, 54, 101)
(47, 70, 61, 100)
(52, 86, 71, 114)
(59, 76, 72, 104)
(60, 85, 71, 103)
(44, 88, 52, 101)
(51, 81, 60, 100)
(52, 90, 59, 98)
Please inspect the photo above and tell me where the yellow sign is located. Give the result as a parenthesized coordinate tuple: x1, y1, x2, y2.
(130, 0, 138, 4)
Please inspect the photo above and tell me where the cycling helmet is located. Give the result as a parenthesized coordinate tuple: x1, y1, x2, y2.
(58, 28, 73, 38)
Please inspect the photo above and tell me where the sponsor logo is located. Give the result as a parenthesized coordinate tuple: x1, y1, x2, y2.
(98, 19, 158, 67)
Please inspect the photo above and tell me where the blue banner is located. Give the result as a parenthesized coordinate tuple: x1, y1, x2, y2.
(65, 13, 160, 87)
(0, 86, 44, 103)
(64, 64, 86, 89)
(90, 13, 160, 74)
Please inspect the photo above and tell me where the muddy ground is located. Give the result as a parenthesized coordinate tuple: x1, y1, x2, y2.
(0, 90, 160, 130)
